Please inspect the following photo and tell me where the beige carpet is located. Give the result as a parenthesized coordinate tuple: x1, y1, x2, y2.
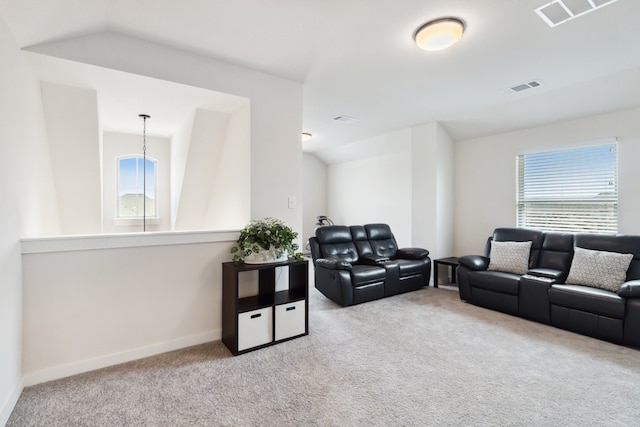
(8, 286, 640, 426)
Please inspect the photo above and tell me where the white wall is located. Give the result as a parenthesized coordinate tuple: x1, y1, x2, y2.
(25, 31, 304, 240)
(170, 111, 194, 229)
(173, 106, 251, 231)
(435, 124, 454, 259)
(454, 107, 640, 256)
(203, 102, 251, 231)
(327, 130, 413, 247)
(40, 82, 102, 234)
(411, 122, 455, 261)
(302, 153, 327, 249)
(21, 232, 235, 385)
(174, 109, 231, 230)
(0, 16, 61, 425)
(102, 132, 171, 233)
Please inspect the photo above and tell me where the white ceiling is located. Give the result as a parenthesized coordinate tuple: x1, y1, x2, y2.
(3, 0, 640, 160)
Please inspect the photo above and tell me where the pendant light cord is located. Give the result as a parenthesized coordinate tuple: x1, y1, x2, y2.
(139, 114, 150, 232)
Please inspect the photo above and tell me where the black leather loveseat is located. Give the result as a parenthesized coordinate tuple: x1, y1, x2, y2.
(458, 227, 640, 348)
(308, 223, 431, 306)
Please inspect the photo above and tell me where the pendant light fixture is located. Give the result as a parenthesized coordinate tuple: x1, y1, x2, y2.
(414, 17, 465, 51)
(139, 114, 150, 232)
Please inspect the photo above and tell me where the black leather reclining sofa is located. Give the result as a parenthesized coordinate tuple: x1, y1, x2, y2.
(458, 227, 640, 348)
(308, 223, 431, 306)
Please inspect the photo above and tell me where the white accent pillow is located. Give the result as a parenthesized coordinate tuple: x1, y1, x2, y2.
(487, 240, 532, 275)
(566, 246, 633, 292)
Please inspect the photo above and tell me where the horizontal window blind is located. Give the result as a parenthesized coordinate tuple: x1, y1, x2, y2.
(517, 142, 617, 234)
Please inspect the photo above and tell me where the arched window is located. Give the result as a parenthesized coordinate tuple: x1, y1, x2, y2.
(117, 156, 158, 218)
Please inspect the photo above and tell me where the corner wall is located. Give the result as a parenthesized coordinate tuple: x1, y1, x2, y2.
(173, 106, 251, 231)
(40, 82, 102, 234)
(411, 122, 454, 261)
(0, 17, 60, 425)
(302, 153, 327, 249)
(170, 111, 194, 229)
(326, 129, 413, 246)
(204, 103, 251, 230)
(323, 124, 454, 258)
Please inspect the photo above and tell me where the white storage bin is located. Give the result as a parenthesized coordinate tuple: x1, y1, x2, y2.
(275, 300, 306, 341)
(238, 307, 273, 351)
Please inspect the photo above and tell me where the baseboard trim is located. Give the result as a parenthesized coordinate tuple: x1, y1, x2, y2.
(23, 329, 221, 387)
(0, 378, 24, 426)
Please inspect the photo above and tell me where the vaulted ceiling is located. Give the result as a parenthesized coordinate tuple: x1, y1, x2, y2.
(3, 0, 640, 159)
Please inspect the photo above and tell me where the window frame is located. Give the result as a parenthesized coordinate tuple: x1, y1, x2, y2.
(516, 140, 618, 234)
(116, 155, 159, 220)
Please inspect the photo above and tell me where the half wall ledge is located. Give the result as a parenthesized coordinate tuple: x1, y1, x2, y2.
(21, 229, 240, 254)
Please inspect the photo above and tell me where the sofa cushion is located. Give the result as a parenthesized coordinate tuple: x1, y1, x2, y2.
(365, 224, 399, 258)
(316, 226, 359, 263)
(549, 284, 625, 319)
(350, 265, 386, 286)
(488, 240, 532, 275)
(566, 247, 633, 292)
(537, 232, 574, 274)
(470, 270, 521, 295)
(350, 225, 373, 257)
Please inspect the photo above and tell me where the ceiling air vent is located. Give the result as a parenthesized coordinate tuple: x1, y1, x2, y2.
(333, 115, 360, 124)
(503, 80, 543, 94)
(535, 0, 619, 28)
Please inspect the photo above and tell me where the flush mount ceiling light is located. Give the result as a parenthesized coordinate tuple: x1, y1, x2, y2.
(414, 17, 465, 51)
(301, 132, 312, 142)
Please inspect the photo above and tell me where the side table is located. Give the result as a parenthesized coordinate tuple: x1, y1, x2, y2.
(433, 257, 459, 288)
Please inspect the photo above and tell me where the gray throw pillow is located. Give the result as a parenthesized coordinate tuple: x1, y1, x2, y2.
(565, 246, 633, 292)
(487, 240, 532, 275)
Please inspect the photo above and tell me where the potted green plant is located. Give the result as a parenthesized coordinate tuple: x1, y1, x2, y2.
(230, 217, 303, 263)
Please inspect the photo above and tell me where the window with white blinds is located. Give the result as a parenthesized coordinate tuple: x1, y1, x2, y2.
(516, 141, 618, 234)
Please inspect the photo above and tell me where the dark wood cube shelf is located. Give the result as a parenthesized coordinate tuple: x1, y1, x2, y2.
(222, 260, 308, 355)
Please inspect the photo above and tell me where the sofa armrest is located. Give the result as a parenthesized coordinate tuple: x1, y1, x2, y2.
(458, 255, 489, 271)
(526, 268, 564, 281)
(617, 280, 640, 298)
(396, 248, 429, 260)
(316, 258, 353, 271)
(359, 254, 391, 265)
